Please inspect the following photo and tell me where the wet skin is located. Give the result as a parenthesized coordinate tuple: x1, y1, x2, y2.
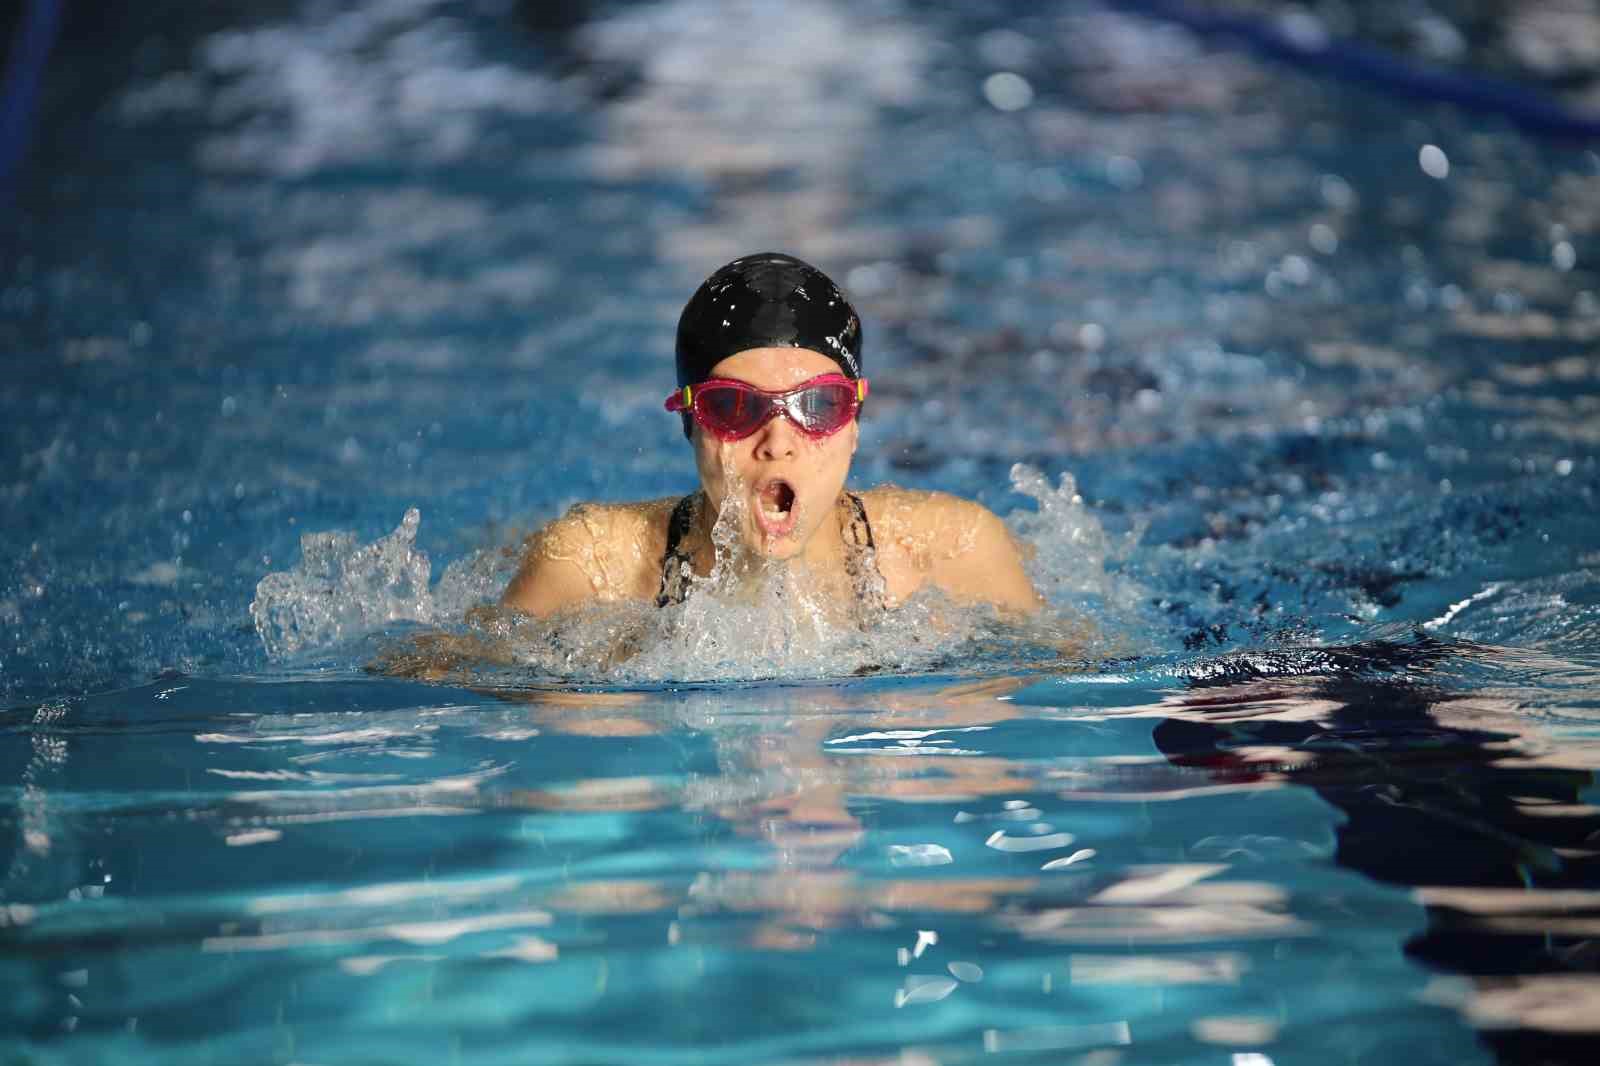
(690, 347, 861, 565)
(501, 346, 1042, 618)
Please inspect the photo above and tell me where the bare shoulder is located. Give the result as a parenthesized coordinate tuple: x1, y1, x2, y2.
(856, 486, 1007, 562)
(856, 485, 1040, 614)
(528, 499, 674, 561)
(502, 498, 678, 616)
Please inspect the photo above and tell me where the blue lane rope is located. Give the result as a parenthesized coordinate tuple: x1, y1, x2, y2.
(0, 0, 65, 205)
(1117, 0, 1600, 140)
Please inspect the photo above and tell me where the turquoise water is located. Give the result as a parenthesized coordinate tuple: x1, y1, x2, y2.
(3, 2, 1600, 1063)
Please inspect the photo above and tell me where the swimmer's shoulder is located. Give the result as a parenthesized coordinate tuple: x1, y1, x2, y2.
(534, 498, 676, 553)
(503, 498, 678, 616)
(855, 485, 998, 562)
(856, 485, 1040, 613)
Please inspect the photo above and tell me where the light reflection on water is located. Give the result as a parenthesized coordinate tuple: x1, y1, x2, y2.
(3, 641, 1598, 1062)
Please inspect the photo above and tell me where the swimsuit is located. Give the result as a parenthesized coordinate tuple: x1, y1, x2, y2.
(656, 492, 888, 617)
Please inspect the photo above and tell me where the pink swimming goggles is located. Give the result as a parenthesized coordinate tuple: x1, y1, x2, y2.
(665, 373, 868, 442)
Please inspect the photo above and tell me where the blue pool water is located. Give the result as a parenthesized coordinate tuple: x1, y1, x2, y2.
(3, 2, 1600, 1063)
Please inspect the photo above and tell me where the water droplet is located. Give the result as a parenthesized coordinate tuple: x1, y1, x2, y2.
(1106, 155, 1142, 190)
(982, 72, 1033, 112)
(1308, 223, 1338, 255)
(1277, 10, 1330, 51)
(1319, 174, 1356, 211)
(1419, 144, 1450, 179)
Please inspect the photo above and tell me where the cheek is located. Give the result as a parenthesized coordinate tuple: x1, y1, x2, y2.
(808, 432, 856, 484)
(692, 437, 719, 487)
(693, 436, 743, 501)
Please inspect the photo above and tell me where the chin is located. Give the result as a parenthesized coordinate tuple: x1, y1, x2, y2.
(744, 524, 806, 560)
(759, 538, 806, 561)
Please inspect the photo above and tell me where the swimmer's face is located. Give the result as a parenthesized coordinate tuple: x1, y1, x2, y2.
(692, 347, 860, 562)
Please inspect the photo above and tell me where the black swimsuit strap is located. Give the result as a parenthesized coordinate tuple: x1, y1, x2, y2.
(655, 493, 700, 607)
(655, 491, 886, 612)
(841, 491, 888, 617)
(842, 491, 875, 550)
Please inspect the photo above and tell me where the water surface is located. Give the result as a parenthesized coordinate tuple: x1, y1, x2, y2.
(3, 1, 1599, 1063)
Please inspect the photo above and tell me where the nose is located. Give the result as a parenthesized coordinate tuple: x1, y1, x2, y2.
(752, 412, 798, 460)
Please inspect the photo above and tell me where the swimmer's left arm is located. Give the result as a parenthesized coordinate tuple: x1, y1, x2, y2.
(928, 497, 1043, 615)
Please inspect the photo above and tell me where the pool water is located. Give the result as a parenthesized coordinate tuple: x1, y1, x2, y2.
(3, 1, 1599, 1063)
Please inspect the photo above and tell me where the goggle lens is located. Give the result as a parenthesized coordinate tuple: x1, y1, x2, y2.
(666, 375, 866, 441)
(789, 382, 856, 434)
(700, 387, 759, 434)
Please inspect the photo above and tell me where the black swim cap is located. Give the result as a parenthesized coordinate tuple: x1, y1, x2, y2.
(675, 252, 863, 389)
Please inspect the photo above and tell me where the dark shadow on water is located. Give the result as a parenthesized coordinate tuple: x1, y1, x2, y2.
(1154, 637, 1600, 1066)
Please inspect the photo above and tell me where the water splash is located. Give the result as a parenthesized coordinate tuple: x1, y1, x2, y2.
(251, 509, 435, 658)
(1007, 462, 1147, 625)
(252, 474, 1135, 681)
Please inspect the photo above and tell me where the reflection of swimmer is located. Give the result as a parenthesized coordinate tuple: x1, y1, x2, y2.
(1143, 648, 1600, 1063)
(488, 675, 1042, 951)
(501, 253, 1042, 620)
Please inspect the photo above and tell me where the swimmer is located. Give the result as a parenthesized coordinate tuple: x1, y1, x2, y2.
(501, 252, 1041, 621)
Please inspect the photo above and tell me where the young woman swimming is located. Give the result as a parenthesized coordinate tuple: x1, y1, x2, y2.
(501, 252, 1041, 621)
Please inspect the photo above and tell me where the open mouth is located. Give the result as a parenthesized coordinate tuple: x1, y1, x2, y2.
(753, 478, 799, 537)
